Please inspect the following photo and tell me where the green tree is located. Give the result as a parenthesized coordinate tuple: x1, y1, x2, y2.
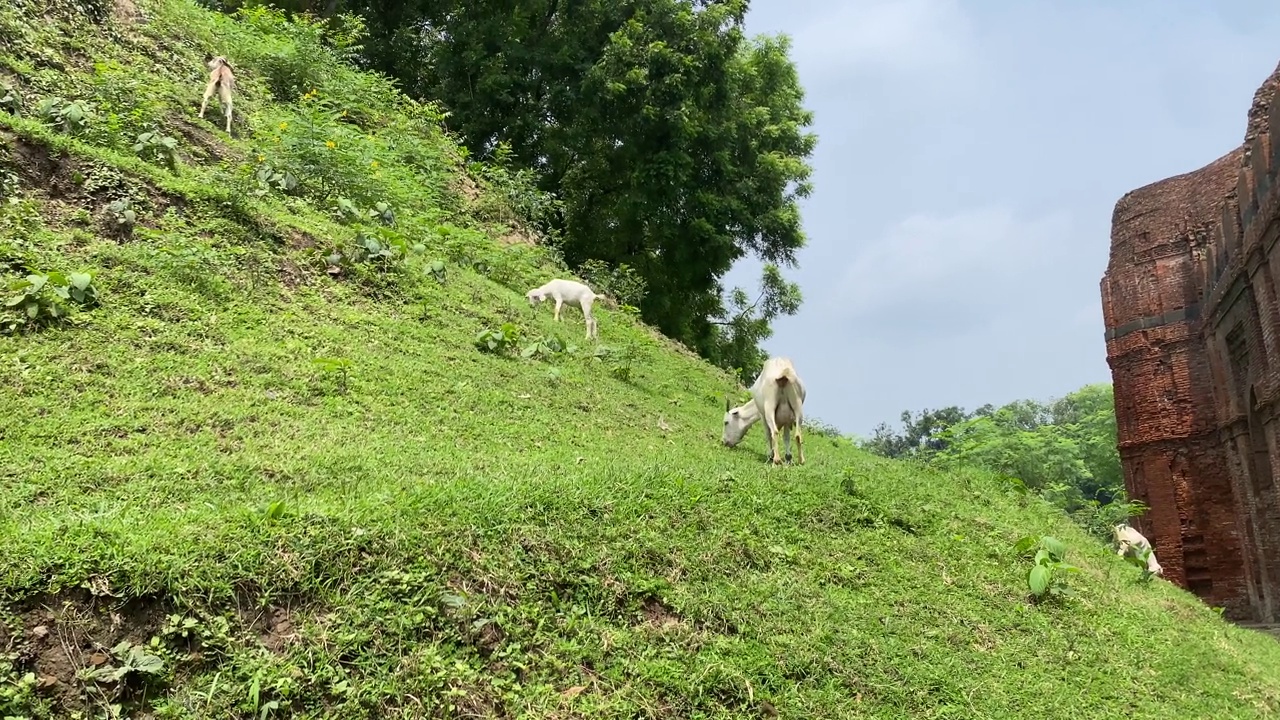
(335, 0, 816, 372)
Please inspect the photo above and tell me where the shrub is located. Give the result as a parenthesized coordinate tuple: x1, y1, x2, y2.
(104, 198, 137, 235)
(467, 141, 562, 239)
(575, 258, 648, 308)
(235, 7, 337, 102)
(1013, 535, 1080, 603)
(2, 269, 100, 334)
(36, 96, 93, 135)
(132, 130, 181, 171)
(475, 323, 521, 355)
(0, 83, 21, 114)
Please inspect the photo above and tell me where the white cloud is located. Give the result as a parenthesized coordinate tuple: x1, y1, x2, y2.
(834, 207, 1075, 321)
(789, 0, 975, 76)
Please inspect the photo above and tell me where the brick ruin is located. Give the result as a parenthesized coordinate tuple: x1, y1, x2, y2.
(1101, 61, 1280, 622)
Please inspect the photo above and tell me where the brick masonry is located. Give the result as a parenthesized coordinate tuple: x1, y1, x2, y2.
(1101, 61, 1280, 622)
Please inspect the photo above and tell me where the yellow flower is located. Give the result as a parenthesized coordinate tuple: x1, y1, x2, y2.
(370, 160, 379, 168)
(325, 140, 335, 149)
(278, 121, 288, 130)
(341, 110, 347, 117)
(257, 154, 264, 162)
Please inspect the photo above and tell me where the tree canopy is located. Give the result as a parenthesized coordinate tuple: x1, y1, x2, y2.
(203, 0, 818, 379)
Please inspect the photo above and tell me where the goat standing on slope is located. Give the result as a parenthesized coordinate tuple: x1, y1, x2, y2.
(722, 357, 806, 466)
(526, 278, 603, 340)
(199, 54, 236, 133)
(1113, 523, 1164, 576)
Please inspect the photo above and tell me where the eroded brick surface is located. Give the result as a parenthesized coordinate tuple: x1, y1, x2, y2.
(1102, 61, 1280, 622)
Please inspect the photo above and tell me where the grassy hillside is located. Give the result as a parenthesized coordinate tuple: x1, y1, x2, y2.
(2, 1, 1280, 718)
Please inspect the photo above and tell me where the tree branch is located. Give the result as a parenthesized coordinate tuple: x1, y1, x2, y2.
(708, 289, 765, 325)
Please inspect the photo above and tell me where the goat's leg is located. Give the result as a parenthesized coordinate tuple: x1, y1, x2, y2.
(553, 298, 563, 322)
(222, 88, 233, 133)
(763, 408, 782, 465)
(199, 80, 216, 119)
(782, 425, 793, 463)
(794, 411, 805, 465)
(582, 298, 596, 340)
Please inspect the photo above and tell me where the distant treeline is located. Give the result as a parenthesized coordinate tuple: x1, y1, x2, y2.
(861, 383, 1141, 540)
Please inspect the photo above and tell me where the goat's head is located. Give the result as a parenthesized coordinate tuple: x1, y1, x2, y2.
(1144, 551, 1164, 577)
(207, 55, 231, 72)
(525, 289, 545, 306)
(722, 395, 752, 447)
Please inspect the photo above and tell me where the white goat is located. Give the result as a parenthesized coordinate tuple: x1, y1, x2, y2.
(722, 357, 806, 465)
(526, 278, 602, 340)
(1114, 523, 1164, 576)
(199, 55, 236, 133)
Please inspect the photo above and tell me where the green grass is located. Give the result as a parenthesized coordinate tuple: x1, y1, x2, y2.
(3, 0, 1280, 717)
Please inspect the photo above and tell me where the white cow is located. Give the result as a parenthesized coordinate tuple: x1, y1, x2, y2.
(722, 357, 807, 465)
(1114, 523, 1164, 576)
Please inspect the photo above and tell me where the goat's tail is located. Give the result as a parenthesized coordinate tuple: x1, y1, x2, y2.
(776, 366, 799, 388)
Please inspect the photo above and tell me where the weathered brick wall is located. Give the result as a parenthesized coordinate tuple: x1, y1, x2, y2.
(1201, 63, 1280, 622)
(1102, 61, 1280, 623)
(1102, 151, 1247, 617)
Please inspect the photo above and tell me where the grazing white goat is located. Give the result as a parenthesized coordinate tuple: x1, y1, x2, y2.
(722, 357, 806, 465)
(1114, 523, 1164, 576)
(526, 278, 602, 340)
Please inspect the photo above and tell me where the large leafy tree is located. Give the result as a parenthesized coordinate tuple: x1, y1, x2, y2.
(330, 0, 816, 373)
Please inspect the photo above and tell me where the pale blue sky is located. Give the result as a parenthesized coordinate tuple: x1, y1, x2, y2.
(729, 0, 1280, 437)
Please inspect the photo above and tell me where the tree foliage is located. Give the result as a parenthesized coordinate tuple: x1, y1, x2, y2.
(208, 0, 818, 374)
(708, 263, 801, 382)
(862, 384, 1142, 540)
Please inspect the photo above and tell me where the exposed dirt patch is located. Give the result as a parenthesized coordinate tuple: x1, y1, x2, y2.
(112, 0, 143, 25)
(1, 590, 310, 715)
(454, 173, 483, 203)
(283, 228, 318, 251)
(5, 135, 185, 228)
(8, 136, 88, 201)
(238, 604, 298, 655)
(5, 590, 170, 713)
(172, 120, 235, 164)
(496, 222, 540, 247)
(472, 618, 505, 658)
(640, 597, 683, 630)
(279, 256, 308, 289)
